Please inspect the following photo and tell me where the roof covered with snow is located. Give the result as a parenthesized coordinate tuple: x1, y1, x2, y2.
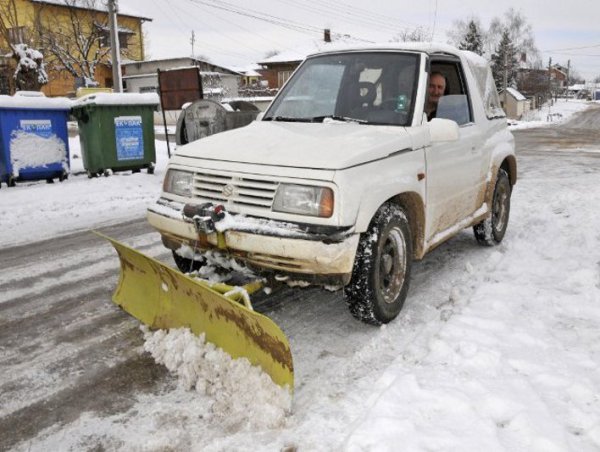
(30, 0, 152, 21)
(501, 87, 527, 101)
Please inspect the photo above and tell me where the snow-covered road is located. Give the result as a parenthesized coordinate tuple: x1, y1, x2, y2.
(1, 102, 600, 451)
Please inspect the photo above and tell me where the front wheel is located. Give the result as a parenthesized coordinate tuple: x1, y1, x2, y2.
(473, 168, 511, 245)
(344, 203, 413, 325)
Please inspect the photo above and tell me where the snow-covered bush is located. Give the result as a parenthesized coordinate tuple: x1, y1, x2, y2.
(12, 43, 49, 91)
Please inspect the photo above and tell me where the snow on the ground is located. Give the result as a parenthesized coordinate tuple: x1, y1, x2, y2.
(508, 98, 592, 130)
(344, 154, 600, 451)
(0, 128, 169, 247)
(3, 107, 600, 451)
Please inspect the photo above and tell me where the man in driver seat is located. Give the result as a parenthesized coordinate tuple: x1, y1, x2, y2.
(425, 71, 447, 121)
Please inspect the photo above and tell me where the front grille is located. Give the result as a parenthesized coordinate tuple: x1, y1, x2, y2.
(192, 171, 279, 211)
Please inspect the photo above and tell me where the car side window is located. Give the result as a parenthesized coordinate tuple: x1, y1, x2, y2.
(430, 61, 474, 125)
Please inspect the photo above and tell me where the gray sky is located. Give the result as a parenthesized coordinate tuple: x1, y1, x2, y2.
(122, 0, 600, 80)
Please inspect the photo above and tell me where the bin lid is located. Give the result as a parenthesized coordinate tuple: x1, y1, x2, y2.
(72, 92, 160, 108)
(0, 94, 72, 110)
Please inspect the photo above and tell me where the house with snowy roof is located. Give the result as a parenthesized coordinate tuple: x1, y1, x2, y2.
(499, 87, 530, 119)
(0, 0, 150, 96)
(257, 29, 363, 89)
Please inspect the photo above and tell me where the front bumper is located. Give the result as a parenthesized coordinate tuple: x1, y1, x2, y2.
(147, 200, 360, 279)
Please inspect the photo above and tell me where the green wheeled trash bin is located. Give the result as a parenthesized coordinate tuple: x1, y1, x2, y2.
(71, 93, 159, 178)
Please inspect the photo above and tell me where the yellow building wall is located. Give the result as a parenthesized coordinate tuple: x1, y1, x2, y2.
(0, 0, 146, 96)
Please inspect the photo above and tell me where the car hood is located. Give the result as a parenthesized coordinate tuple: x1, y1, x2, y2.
(175, 120, 412, 170)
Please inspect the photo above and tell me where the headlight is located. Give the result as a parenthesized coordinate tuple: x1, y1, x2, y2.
(272, 184, 333, 217)
(163, 169, 193, 197)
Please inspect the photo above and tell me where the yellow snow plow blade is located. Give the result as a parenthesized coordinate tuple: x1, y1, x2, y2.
(96, 232, 294, 390)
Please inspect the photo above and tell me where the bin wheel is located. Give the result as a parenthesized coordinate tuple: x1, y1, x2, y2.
(132, 168, 141, 174)
(46, 178, 55, 184)
(87, 170, 96, 179)
(7, 176, 16, 187)
(147, 162, 155, 175)
(103, 169, 112, 177)
(59, 172, 68, 182)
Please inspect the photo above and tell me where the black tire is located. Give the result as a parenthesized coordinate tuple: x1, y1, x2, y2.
(87, 170, 96, 179)
(344, 203, 413, 325)
(172, 250, 206, 273)
(147, 163, 155, 175)
(474, 168, 511, 246)
(59, 172, 68, 182)
(7, 176, 16, 187)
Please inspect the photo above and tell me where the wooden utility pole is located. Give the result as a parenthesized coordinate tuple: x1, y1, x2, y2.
(503, 52, 508, 109)
(548, 57, 552, 104)
(566, 59, 570, 101)
(108, 0, 123, 92)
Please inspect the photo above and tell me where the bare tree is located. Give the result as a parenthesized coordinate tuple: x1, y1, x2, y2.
(263, 50, 280, 60)
(33, 0, 129, 85)
(488, 8, 541, 68)
(447, 10, 540, 69)
(391, 26, 431, 43)
(0, 0, 48, 91)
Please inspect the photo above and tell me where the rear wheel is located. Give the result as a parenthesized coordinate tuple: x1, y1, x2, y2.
(344, 203, 413, 325)
(474, 168, 511, 245)
(172, 251, 206, 273)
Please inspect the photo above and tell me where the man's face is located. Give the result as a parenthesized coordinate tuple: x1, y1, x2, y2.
(428, 74, 446, 106)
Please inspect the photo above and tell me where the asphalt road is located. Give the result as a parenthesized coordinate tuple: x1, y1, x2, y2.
(1, 106, 599, 451)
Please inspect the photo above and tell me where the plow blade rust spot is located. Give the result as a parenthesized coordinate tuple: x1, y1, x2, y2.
(94, 231, 294, 390)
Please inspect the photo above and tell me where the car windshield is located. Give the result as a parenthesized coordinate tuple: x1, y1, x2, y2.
(264, 52, 420, 126)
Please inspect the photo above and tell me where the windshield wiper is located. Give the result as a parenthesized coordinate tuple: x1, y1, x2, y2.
(310, 115, 367, 124)
(263, 116, 312, 122)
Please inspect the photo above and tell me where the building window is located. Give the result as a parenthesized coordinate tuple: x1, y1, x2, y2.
(277, 70, 293, 87)
(98, 29, 130, 50)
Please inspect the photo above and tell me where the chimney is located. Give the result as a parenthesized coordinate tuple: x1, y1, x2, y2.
(324, 29, 331, 43)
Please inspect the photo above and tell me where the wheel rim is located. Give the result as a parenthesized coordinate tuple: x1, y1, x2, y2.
(377, 227, 407, 304)
(493, 180, 510, 234)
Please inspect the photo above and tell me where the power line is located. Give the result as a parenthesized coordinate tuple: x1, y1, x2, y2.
(543, 43, 600, 52)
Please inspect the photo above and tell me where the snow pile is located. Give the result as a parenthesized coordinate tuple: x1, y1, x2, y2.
(509, 99, 591, 130)
(9, 130, 67, 175)
(142, 327, 292, 430)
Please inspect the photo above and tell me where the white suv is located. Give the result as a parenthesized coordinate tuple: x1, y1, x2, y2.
(148, 43, 516, 325)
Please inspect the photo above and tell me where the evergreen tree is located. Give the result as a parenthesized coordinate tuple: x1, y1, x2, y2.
(459, 20, 484, 55)
(491, 29, 519, 89)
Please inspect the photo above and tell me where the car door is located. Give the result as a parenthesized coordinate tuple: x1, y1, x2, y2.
(424, 60, 484, 241)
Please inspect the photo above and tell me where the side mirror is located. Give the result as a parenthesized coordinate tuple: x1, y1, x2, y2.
(429, 118, 459, 142)
(256, 112, 265, 121)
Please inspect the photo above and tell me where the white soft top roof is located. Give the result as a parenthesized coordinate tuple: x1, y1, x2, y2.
(305, 41, 465, 59)
(72, 92, 160, 107)
(0, 94, 72, 110)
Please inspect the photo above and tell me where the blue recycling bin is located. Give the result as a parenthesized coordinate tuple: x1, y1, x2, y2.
(0, 93, 72, 187)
